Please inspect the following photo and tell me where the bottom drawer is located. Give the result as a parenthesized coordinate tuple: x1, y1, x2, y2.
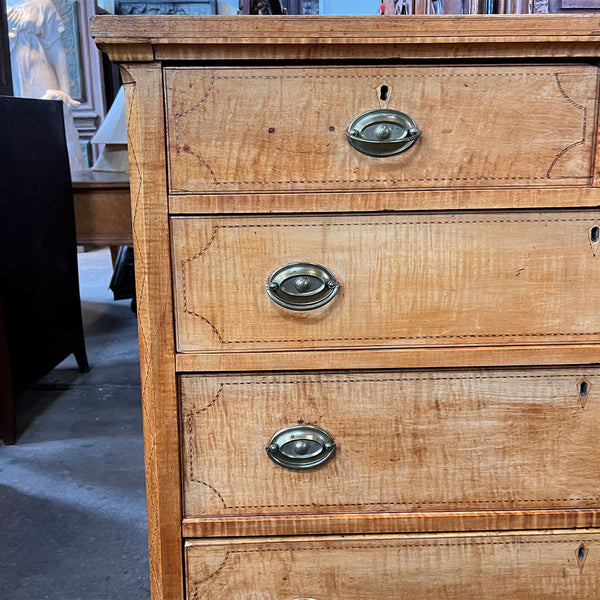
(186, 531, 600, 599)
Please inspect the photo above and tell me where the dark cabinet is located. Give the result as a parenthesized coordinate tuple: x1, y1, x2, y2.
(0, 96, 88, 444)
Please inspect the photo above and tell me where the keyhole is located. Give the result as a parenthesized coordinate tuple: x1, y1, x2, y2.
(380, 85, 389, 101)
(591, 226, 599, 243)
(578, 378, 591, 408)
(577, 543, 588, 574)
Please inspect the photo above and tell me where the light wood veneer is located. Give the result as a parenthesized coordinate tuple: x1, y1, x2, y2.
(185, 531, 600, 600)
(181, 368, 599, 518)
(172, 212, 600, 352)
(91, 15, 600, 600)
(165, 65, 597, 194)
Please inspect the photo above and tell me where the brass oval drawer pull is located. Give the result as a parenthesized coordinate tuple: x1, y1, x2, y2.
(266, 425, 336, 470)
(266, 262, 339, 311)
(346, 108, 421, 157)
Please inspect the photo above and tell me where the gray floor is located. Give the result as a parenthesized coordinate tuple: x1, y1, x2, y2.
(0, 247, 150, 599)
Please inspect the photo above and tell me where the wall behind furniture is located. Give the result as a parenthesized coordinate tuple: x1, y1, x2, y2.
(68, 0, 108, 165)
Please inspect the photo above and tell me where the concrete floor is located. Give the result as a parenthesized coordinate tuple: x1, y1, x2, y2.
(0, 247, 150, 599)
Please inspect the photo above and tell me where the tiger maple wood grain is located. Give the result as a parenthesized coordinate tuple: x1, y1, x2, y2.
(175, 344, 600, 373)
(120, 63, 184, 600)
(93, 15, 600, 600)
(165, 65, 597, 194)
(91, 15, 600, 62)
(180, 368, 599, 519)
(168, 187, 600, 215)
(182, 509, 600, 538)
(171, 211, 600, 353)
(186, 531, 600, 600)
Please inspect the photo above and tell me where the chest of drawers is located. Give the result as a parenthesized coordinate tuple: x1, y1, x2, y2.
(92, 15, 600, 600)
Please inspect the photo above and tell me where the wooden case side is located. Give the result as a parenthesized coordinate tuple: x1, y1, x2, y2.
(121, 62, 183, 600)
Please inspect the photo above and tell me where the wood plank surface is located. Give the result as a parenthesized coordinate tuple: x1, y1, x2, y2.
(171, 211, 600, 353)
(91, 15, 600, 62)
(175, 344, 600, 372)
(183, 509, 600, 538)
(93, 15, 600, 600)
(180, 368, 600, 521)
(72, 180, 132, 246)
(168, 187, 600, 215)
(92, 14, 600, 44)
(165, 65, 597, 194)
(185, 530, 600, 600)
(120, 63, 184, 600)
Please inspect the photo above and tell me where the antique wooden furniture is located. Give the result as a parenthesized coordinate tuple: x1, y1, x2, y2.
(71, 170, 132, 257)
(92, 15, 600, 599)
(0, 96, 89, 445)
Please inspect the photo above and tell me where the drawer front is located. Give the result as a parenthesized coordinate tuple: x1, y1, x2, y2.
(171, 211, 600, 352)
(165, 64, 597, 194)
(180, 368, 600, 518)
(186, 531, 600, 599)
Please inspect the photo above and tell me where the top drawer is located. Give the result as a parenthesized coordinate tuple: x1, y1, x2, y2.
(165, 64, 598, 195)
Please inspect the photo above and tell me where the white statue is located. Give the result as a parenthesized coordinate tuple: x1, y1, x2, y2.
(41, 88, 87, 172)
(6, 0, 86, 173)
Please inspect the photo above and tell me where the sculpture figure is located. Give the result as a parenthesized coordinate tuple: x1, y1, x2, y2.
(6, 0, 86, 172)
(7, 0, 70, 97)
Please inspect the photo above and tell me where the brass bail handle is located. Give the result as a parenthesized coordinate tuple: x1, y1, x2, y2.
(346, 108, 421, 157)
(266, 262, 339, 311)
(266, 425, 336, 470)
